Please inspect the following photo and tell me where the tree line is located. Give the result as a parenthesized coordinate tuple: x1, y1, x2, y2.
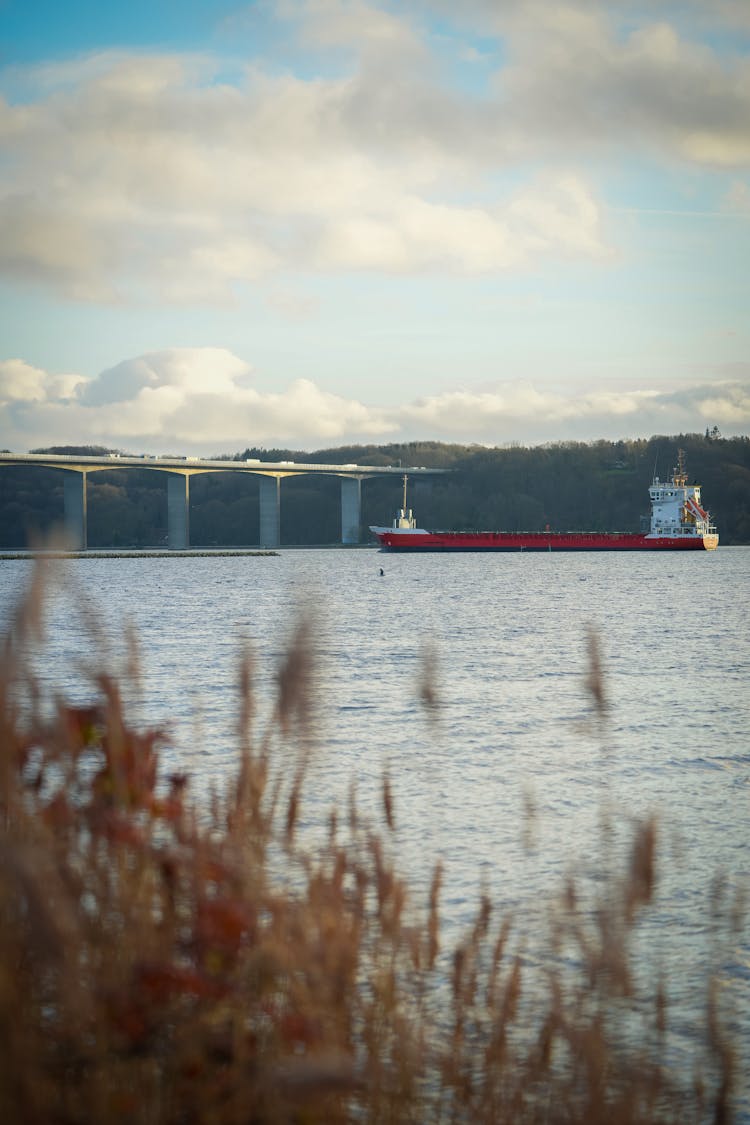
(1, 433, 748, 547)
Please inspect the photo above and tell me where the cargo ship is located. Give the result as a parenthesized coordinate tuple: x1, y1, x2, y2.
(370, 452, 718, 552)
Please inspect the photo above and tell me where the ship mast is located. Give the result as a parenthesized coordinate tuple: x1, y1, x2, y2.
(391, 473, 417, 529)
(673, 448, 688, 487)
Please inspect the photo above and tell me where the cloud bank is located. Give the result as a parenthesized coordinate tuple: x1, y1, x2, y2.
(2, 349, 747, 452)
(1, 0, 748, 300)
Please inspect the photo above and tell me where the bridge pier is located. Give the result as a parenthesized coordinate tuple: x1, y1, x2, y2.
(0, 452, 441, 550)
(167, 474, 190, 549)
(259, 475, 280, 548)
(63, 471, 87, 550)
(340, 477, 361, 544)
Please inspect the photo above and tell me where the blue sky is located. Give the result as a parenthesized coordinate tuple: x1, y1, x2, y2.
(1, 0, 749, 454)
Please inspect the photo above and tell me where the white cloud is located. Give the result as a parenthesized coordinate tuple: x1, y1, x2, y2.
(311, 175, 608, 272)
(398, 379, 750, 442)
(0, 38, 613, 297)
(0, 358, 83, 403)
(0, 349, 393, 449)
(2, 1, 747, 300)
(290, 0, 426, 62)
(397, 383, 663, 438)
(696, 384, 750, 424)
(2, 349, 747, 452)
(78, 349, 254, 406)
(0, 359, 51, 403)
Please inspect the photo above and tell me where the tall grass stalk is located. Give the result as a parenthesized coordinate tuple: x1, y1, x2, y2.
(0, 562, 744, 1123)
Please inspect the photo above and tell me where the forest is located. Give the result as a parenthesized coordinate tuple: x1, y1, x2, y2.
(1, 432, 749, 547)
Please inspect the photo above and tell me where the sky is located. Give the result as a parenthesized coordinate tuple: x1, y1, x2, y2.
(0, 0, 749, 455)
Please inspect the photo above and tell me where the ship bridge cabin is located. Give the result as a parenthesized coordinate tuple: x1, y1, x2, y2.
(649, 480, 690, 535)
(648, 454, 715, 539)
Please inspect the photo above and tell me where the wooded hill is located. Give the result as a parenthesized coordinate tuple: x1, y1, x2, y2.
(1, 433, 748, 547)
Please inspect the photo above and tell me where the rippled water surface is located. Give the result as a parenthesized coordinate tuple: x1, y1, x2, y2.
(2, 546, 749, 1104)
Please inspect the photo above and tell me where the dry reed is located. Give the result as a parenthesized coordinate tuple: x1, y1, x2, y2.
(0, 561, 744, 1123)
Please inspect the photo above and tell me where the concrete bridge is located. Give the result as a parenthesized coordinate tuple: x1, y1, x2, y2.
(0, 452, 441, 550)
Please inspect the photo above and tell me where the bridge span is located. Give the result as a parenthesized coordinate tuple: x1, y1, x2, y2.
(0, 452, 442, 550)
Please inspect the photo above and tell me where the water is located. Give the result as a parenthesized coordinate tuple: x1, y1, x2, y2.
(1, 547, 749, 1106)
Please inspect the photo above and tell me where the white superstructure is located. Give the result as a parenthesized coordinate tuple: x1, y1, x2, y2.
(647, 451, 718, 542)
(369, 474, 430, 537)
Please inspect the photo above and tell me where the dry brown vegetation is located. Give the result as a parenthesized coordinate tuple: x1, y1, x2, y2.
(0, 562, 745, 1123)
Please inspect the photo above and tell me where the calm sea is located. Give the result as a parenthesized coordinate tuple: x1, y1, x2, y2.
(1, 546, 749, 1106)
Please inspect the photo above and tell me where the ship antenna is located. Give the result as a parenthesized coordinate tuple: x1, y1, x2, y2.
(652, 449, 659, 483)
(402, 473, 408, 511)
(674, 448, 687, 486)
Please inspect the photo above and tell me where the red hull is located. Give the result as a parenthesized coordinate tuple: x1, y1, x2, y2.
(374, 531, 718, 551)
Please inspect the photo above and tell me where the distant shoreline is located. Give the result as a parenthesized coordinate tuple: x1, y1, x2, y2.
(0, 550, 278, 560)
(0, 545, 379, 559)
